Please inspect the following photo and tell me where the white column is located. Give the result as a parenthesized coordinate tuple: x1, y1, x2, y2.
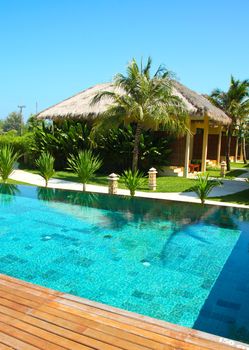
(217, 126, 222, 165)
(201, 115, 209, 173)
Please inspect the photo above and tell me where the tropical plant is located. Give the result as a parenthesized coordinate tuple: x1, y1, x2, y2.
(233, 101, 249, 164)
(190, 174, 222, 205)
(96, 125, 172, 172)
(122, 169, 146, 196)
(0, 132, 34, 167)
(0, 145, 20, 182)
(92, 57, 188, 171)
(36, 152, 55, 187)
(32, 120, 91, 169)
(209, 76, 249, 170)
(68, 150, 102, 191)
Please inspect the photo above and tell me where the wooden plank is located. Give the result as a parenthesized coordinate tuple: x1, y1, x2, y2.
(0, 282, 196, 349)
(0, 304, 149, 350)
(0, 320, 65, 350)
(0, 274, 245, 350)
(0, 278, 213, 349)
(0, 341, 15, 350)
(0, 311, 120, 350)
(0, 291, 172, 350)
(40, 303, 215, 350)
(0, 331, 39, 350)
(0, 275, 231, 350)
(0, 279, 234, 350)
(0, 285, 203, 350)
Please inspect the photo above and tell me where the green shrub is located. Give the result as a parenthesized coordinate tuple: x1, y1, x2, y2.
(36, 152, 55, 187)
(96, 125, 172, 172)
(0, 132, 35, 167)
(33, 121, 91, 169)
(0, 145, 20, 182)
(68, 150, 102, 191)
(190, 174, 222, 205)
(122, 169, 146, 196)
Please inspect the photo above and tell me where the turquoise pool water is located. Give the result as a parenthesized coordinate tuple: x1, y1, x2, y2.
(0, 184, 249, 343)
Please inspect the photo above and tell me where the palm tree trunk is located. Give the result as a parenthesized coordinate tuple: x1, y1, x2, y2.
(242, 137, 248, 164)
(226, 126, 232, 171)
(83, 183, 86, 191)
(132, 123, 142, 172)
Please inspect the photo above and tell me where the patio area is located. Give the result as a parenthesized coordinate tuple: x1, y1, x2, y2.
(0, 274, 246, 350)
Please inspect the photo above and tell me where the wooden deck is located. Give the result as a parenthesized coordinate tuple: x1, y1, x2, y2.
(0, 274, 247, 350)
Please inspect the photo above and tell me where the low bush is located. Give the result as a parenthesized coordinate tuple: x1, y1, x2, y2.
(68, 150, 102, 191)
(0, 145, 20, 182)
(0, 132, 35, 167)
(36, 152, 55, 187)
(122, 169, 146, 196)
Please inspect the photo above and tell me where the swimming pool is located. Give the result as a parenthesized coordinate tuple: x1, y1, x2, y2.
(0, 184, 249, 343)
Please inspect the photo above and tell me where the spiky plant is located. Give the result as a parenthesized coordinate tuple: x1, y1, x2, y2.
(68, 150, 102, 191)
(36, 152, 55, 187)
(122, 169, 145, 196)
(190, 174, 222, 205)
(0, 145, 20, 183)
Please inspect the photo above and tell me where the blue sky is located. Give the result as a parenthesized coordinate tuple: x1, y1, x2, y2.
(1, 0, 249, 120)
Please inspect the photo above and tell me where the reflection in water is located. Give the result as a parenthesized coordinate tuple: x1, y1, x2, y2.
(37, 188, 55, 202)
(0, 184, 20, 205)
(0, 183, 248, 343)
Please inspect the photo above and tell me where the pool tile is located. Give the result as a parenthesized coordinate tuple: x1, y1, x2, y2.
(0, 254, 27, 264)
(74, 257, 94, 267)
(132, 290, 154, 301)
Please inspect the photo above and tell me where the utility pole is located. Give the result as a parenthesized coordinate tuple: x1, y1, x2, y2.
(18, 105, 26, 115)
(18, 105, 26, 136)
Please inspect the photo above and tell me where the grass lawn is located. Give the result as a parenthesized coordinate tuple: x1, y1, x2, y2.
(0, 179, 33, 186)
(230, 162, 249, 169)
(53, 171, 197, 193)
(205, 168, 248, 179)
(19, 169, 249, 203)
(211, 189, 249, 206)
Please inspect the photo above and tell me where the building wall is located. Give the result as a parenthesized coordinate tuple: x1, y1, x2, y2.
(167, 136, 186, 166)
(168, 133, 237, 166)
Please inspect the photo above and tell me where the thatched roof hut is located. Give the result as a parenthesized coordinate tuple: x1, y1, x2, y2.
(37, 81, 231, 125)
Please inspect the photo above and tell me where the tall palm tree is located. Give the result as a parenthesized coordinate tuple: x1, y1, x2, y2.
(91, 58, 188, 171)
(233, 100, 249, 164)
(209, 76, 249, 170)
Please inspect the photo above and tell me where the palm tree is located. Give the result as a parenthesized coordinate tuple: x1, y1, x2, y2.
(92, 58, 188, 171)
(233, 101, 249, 164)
(209, 76, 249, 171)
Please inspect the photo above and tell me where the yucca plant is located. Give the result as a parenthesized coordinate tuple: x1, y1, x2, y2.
(0, 145, 20, 183)
(36, 152, 55, 187)
(190, 173, 222, 205)
(122, 169, 145, 196)
(68, 150, 102, 191)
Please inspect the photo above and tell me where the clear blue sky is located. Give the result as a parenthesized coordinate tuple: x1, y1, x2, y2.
(1, 0, 249, 120)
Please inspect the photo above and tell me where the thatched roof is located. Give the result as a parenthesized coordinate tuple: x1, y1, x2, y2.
(37, 81, 231, 125)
